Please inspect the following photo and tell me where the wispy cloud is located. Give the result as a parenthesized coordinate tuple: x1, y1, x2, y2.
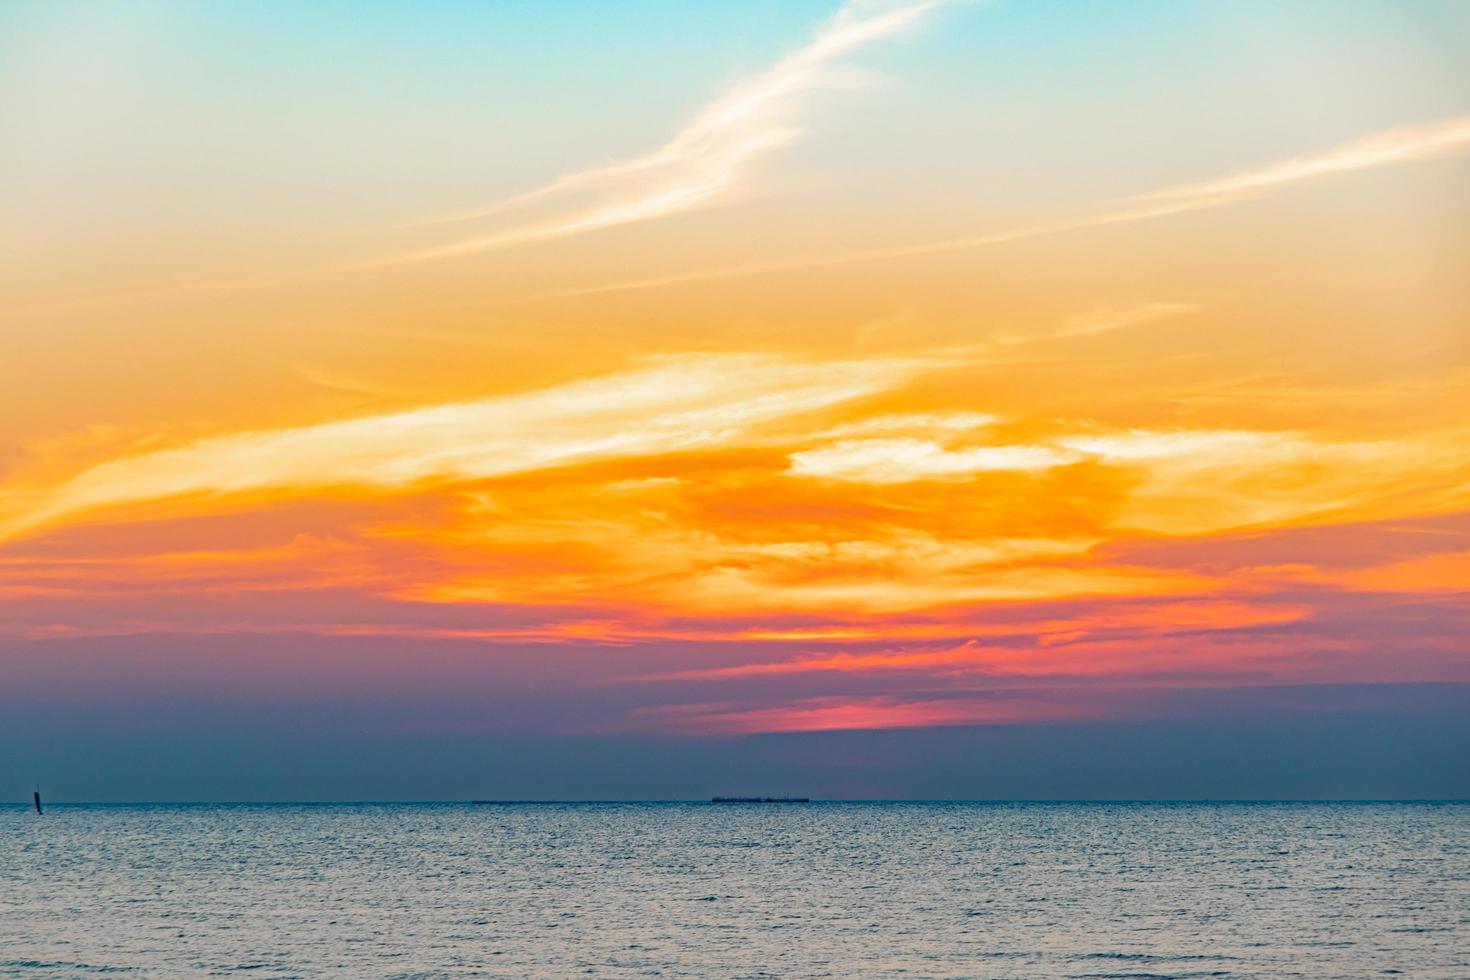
(0, 354, 924, 541)
(645, 601, 1316, 682)
(1127, 115, 1470, 207)
(517, 113, 1470, 300)
(789, 438, 1078, 482)
(378, 0, 949, 267)
(635, 694, 1091, 734)
(990, 302, 1198, 347)
(778, 112, 1470, 261)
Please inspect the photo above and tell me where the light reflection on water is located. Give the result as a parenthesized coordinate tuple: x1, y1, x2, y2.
(1, 802, 1466, 977)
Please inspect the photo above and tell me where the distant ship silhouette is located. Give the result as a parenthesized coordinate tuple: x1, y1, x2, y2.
(711, 796, 809, 804)
(33, 788, 42, 815)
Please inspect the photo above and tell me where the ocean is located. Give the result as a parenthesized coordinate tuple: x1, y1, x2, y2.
(1, 802, 1466, 977)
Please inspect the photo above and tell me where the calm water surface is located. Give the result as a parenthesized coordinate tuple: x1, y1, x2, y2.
(1, 802, 1466, 978)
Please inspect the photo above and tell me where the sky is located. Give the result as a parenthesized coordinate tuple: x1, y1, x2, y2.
(2, 0, 1468, 801)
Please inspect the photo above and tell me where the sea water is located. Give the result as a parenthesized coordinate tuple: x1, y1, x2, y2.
(1, 802, 1465, 977)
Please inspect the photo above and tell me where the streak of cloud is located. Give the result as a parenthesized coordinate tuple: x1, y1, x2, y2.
(789, 438, 1079, 482)
(378, 0, 950, 267)
(634, 694, 1091, 734)
(1128, 115, 1470, 206)
(0, 355, 925, 542)
(518, 113, 1470, 301)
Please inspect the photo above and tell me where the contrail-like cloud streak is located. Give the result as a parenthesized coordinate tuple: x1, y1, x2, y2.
(379, 0, 948, 267)
(520, 113, 1470, 301)
(843, 113, 1470, 260)
(1128, 115, 1470, 206)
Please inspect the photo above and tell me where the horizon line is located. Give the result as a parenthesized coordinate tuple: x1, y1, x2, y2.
(10, 798, 1469, 806)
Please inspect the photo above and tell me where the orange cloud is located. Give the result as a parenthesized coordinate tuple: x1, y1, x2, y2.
(0, 354, 924, 541)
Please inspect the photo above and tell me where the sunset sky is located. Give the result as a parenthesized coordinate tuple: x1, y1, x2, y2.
(3, 0, 1468, 799)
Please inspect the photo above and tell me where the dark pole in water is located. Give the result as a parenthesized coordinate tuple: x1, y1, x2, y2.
(33, 788, 42, 815)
